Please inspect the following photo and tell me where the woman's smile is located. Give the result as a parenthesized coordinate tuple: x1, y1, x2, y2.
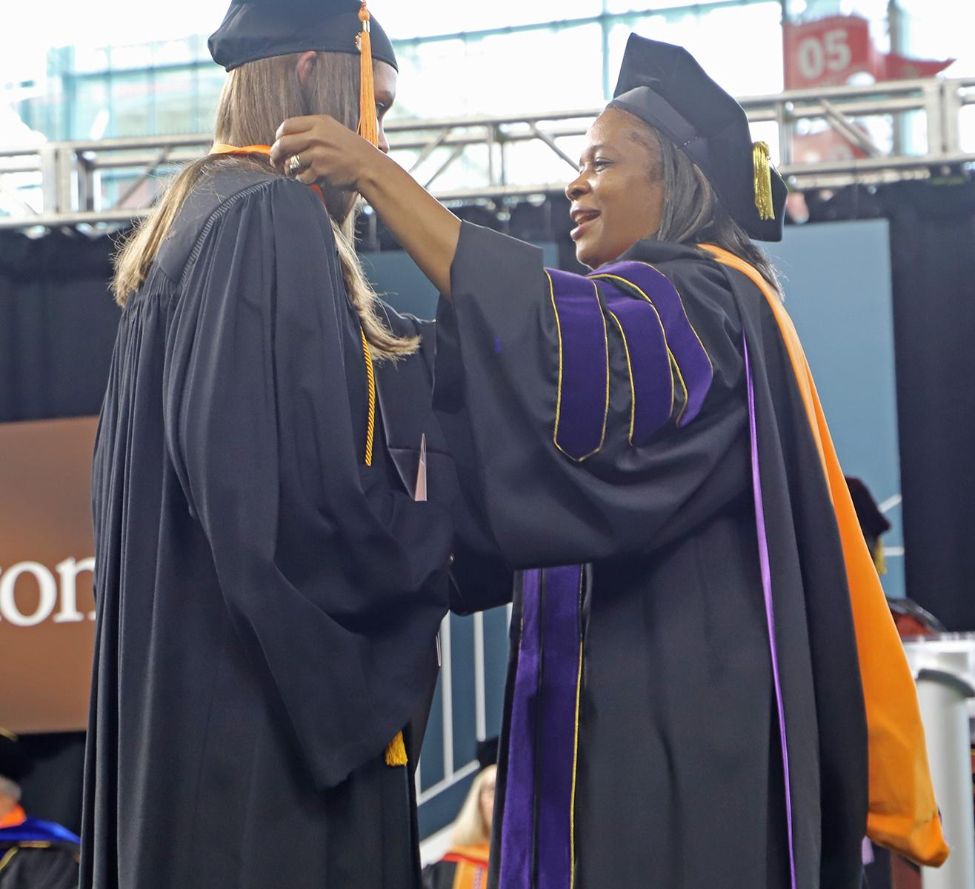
(569, 205, 602, 241)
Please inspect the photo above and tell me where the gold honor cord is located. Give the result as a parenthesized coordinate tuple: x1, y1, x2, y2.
(359, 328, 376, 468)
(362, 328, 409, 769)
(203, 141, 399, 768)
(357, 327, 404, 767)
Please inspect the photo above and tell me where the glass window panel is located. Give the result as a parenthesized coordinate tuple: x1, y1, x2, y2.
(71, 78, 110, 140)
(109, 43, 154, 71)
(153, 68, 197, 135)
(153, 39, 195, 67)
(608, 2, 783, 99)
(382, 0, 603, 40)
(109, 71, 152, 137)
(72, 46, 110, 74)
(393, 24, 605, 121)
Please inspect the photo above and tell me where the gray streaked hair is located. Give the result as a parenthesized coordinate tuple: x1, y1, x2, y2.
(0, 775, 21, 803)
(627, 114, 782, 296)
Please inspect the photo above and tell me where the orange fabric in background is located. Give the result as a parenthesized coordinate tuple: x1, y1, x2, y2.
(0, 806, 26, 830)
(703, 245, 949, 867)
(442, 844, 490, 889)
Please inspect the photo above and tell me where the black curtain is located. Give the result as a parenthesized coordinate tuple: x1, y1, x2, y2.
(0, 229, 121, 423)
(884, 181, 975, 631)
(0, 229, 119, 831)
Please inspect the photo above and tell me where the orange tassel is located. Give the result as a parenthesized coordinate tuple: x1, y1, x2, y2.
(356, 1, 379, 147)
(385, 731, 408, 767)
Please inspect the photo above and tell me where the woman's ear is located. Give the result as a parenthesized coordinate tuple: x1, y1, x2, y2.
(295, 51, 317, 89)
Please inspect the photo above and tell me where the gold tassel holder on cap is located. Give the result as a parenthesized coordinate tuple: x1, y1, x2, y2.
(385, 731, 408, 766)
(356, 1, 379, 147)
(753, 141, 775, 222)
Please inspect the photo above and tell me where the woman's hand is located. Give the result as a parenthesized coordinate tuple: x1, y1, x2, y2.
(270, 115, 384, 190)
(273, 113, 462, 297)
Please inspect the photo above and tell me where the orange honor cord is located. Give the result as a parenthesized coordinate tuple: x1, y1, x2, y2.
(209, 143, 271, 156)
(356, 1, 379, 147)
(701, 244, 950, 867)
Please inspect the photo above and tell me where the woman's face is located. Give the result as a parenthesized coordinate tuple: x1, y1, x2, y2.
(479, 765, 497, 836)
(565, 107, 665, 269)
(373, 60, 397, 155)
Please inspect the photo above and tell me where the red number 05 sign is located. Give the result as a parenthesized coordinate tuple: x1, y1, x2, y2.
(784, 15, 875, 90)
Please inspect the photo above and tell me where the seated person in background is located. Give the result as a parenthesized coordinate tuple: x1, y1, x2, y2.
(0, 729, 80, 889)
(423, 740, 498, 889)
(846, 475, 945, 637)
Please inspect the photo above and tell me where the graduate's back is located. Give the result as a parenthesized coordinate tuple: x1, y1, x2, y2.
(82, 128, 452, 889)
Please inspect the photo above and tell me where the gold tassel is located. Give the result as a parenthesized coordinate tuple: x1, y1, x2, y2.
(872, 541, 887, 575)
(385, 731, 408, 767)
(753, 141, 775, 222)
(360, 328, 375, 467)
(356, 1, 379, 147)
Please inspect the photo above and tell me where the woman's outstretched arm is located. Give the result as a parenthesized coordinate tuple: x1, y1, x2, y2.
(271, 114, 461, 297)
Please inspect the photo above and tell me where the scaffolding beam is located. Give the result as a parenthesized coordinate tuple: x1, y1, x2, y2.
(1, 76, 973, 230)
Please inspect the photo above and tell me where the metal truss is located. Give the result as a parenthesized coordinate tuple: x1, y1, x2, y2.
(1, 76, 973, 230)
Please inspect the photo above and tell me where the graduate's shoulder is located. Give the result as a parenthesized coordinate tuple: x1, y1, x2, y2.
(157, 164, 327, 279)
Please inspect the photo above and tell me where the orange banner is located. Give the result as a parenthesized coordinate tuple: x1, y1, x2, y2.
(0, 416, 97, 733)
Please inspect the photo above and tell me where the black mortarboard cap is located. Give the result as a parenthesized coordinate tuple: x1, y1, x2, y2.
(611, 35, 787, 242)
(209, 0, 397, 73)
(477, 737, 499, 771)
(0, 729, 33, 783)
(846, 477, 892, 541)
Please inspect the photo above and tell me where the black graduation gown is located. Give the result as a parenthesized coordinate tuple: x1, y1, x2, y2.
(82, 166, 455, 889)
(434, 223, 869, 889)
(0, 846, 79, 889)
(0, 818, 80, 889)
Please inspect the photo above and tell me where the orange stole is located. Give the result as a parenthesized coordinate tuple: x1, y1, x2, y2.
(442, 844, 490, 889)
(701, 245, 949, 867)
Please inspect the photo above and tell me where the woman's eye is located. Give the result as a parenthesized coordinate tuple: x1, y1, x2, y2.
(593, 158, 611, 170)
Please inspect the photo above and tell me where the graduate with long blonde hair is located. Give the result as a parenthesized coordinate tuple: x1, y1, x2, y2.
(83, 3, 455, 887)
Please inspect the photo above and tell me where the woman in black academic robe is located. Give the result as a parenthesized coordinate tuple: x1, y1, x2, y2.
(273, 33, 947, 889)
(82, 4, 457, 889)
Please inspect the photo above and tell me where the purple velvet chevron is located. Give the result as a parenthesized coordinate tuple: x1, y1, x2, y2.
(595, 279, 674, 446)
(499, 565, 584, 889)
(546, 269, 609, 460)
(591, 261, 713, 427)
(499, 569, 542, 889)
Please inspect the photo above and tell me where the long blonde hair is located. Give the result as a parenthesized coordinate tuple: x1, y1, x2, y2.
(450, 764, 496, 848)
(113, 51, 416, 360)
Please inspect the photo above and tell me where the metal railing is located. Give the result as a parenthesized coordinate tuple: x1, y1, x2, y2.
(1, 76, 974, 229)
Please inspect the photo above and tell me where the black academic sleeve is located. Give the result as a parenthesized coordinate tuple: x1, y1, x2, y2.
(164, 178, 452, 789)
(434, 221, 751, 569)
